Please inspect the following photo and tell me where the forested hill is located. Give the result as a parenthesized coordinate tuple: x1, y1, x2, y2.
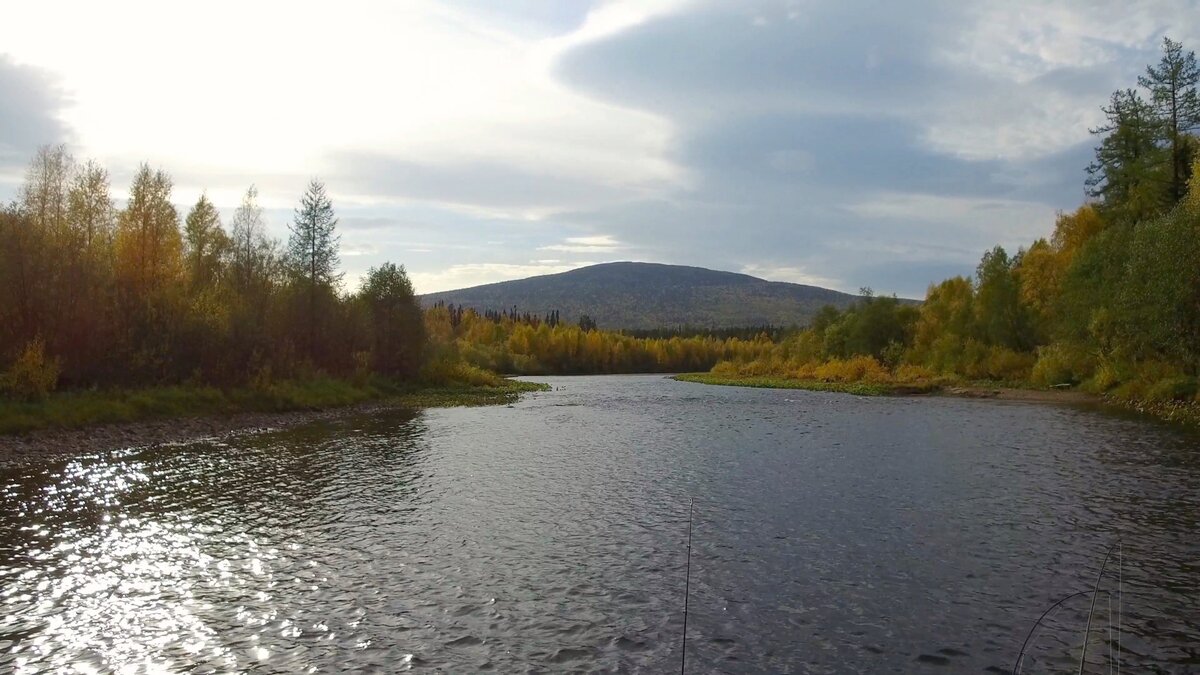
(418, 262, 869, 329)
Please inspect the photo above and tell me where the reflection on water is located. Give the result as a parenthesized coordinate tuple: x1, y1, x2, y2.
(1, 376, 1198, 673)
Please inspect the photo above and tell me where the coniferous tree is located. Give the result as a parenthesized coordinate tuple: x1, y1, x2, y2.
(1138, 37, 1200, 203)
(1086, 89, 1166, 222)
(286, 179, 342, 361)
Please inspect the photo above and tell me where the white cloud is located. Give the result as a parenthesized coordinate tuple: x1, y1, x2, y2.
(846, 191, 1057, 245)
(740, 264, 841, 289)
(0, 0, 688, 210)
(923, 0, 1199, 161)
(537, 234, 622, 252)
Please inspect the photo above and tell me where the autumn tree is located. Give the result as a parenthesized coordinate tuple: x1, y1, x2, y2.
(908, 276, 975, 372)
(115, 164, 182, 298)
(975, 246, 1030, 350)
(183, 193, 229, 292)
(59, 159, 117, 382)
(228, 185, 274, 294)
(20, 145, 72, 237)
(67, 160, 115, 256)
(359, 262, 424, 376)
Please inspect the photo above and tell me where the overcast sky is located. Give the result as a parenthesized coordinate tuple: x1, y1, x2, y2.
(1, 0, 1196, 296)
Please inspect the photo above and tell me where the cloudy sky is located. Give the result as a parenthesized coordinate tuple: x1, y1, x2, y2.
(0, 0, 1196, 296)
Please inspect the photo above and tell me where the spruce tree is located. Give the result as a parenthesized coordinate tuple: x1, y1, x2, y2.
(286, 179, 342, 360)
(1138, 37, 1200, 203)
(1086, 89, 1165, 223)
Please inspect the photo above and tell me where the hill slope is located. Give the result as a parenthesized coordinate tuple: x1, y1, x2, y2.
(419, 262, 867, 329)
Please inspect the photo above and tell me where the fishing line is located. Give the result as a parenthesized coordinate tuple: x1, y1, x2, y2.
(1012, 540, 1123, 675)
(1079, 541, 1120, 675)
(681, 497, 694, 675)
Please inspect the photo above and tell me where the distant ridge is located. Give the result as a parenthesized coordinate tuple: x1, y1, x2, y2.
(419, 261, 873, 330)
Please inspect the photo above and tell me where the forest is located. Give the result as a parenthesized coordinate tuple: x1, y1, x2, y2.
(423, 302, 774, 378)
(0, 149, 768, 430)
(1, 38, 1198, 428)
(703, 38, 1200, 414)
(0, 151, 427, 400)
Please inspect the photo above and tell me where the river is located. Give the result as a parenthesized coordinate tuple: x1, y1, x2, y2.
(1, 375, 1198, 673)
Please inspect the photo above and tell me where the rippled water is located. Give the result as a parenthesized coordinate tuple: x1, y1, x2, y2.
(1, 375, 1198, 673)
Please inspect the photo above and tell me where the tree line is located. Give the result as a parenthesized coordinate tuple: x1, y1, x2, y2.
(424, 305, 776, 375)
(715, 38, 1200, 404)
(4, 38, 1195, 405)
(0, 147, 424, 399)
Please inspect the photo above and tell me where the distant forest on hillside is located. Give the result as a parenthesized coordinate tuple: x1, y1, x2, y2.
(418, 261, 867, 329)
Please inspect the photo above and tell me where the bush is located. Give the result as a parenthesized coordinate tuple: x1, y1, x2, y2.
(1110, 361, 1184, 400)
(813, 356, 888, 382)
(1084, 361, 1124, 393)
(1144, 376, 1198, 403)
(893, 364, 938, 382)
(982, 347, 1035, 382)
(352, 351, 372, 386)
(420, 358, 503, 387)
(1030, 343, 1095, 387)
(711, 360, 740, 376)
(3, 339, 61, 402)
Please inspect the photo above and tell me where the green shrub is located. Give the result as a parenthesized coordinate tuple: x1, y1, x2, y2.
(1144, 376, 1198, 403)
(813, 356, 888, 382)
(420, 358, 503, 387)
(980, 347, 1035, 382)
(894, 364, 938, 382)
(1083, 361, 1124, 393)
(352, 351, 372, 386)
(1110, 361, 1184, 400)
(3, 339, 61, 402)
(1030, 343, 1094, 387)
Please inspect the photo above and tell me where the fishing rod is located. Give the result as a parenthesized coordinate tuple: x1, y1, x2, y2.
(1011, 540, 1122, 675)
(1078, 541, 1120, 675)
(681, 497, 694, 675)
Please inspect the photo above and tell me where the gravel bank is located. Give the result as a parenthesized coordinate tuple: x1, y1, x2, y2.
(0, 403, 400, 469)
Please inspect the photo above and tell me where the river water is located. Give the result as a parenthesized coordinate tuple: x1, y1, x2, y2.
(1, 375, 1198, 673)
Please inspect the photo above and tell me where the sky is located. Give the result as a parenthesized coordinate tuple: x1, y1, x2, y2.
(0, 0, 1196, 297)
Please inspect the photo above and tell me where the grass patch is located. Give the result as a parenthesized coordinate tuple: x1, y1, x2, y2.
(672, 373, 941, 396)
(0, 377, 549, 436)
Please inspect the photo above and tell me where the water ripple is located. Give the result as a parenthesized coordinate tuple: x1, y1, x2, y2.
(1, 375, 1198, 672)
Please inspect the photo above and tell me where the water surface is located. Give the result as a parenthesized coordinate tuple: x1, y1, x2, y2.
(1, 375, 1198, 672)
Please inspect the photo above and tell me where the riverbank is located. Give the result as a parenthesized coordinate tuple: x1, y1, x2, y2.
(0, 378, 548, 465)
(673, 372, 1200, 427)
(672, 373, 940, 396)
(674, 372, 1096, 402)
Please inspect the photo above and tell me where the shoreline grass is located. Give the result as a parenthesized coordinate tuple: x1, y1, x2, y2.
(674, 371, 1200, 430)
(0, 377, 549, 436)
(672, 373, 941, 396)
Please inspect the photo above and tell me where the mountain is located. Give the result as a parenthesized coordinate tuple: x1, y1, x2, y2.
(419, 262, 874, 330)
